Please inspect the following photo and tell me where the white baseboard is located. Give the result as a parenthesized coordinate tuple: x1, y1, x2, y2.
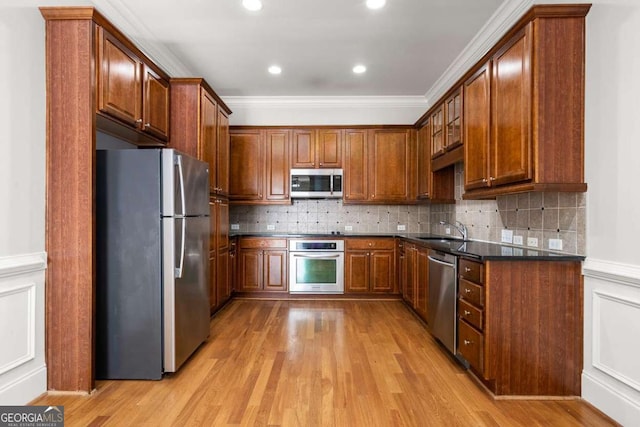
(583, 371, 640, 426)
(0, 365, 46, 405)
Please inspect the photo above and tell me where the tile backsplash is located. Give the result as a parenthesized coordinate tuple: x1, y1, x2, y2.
(230, 163, 585, 255)
(230, 200, 431, 234)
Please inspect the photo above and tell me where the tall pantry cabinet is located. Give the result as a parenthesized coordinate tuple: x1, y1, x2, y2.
(170, 78, 233, 313)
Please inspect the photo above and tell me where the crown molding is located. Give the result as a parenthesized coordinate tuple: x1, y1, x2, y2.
(90, 0, 192, 77)
(424, 0, 534, 107)
(222, 96, 428, 110)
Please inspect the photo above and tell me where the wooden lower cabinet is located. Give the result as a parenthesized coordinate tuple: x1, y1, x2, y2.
(216, 249, 231, 306)
(457, 257, 583, 396)
(401, 241, 429, 323)
(345, 238, 396, 294)
(208, 251, 216, 311)
(236, 238, 288, 292)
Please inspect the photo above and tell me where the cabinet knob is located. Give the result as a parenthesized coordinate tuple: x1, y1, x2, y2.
(312, 162, 315, 166)
(463, 339, 473, 345)
(319, 162, 323, 166)
(465, 267, 471, 272)
(371, 194, 374, 198)
(135, 118, 142, 124)
(464, 288, 471, 294)
(144, 123, 151, 128)
(368, 243, 372, 247)
(489, 177, 496, 181)
(482, 178, 488, 183)
(464, 310, 471, 316)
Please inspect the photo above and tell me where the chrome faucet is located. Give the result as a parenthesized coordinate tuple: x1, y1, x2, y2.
(439, 220, 468, 241)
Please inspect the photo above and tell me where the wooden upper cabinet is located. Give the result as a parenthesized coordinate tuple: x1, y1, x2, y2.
(265, 130, 290, 201)
(316, 129, 342, 168)
(491, 25, 532, 187)
(216, 109, 230, 196)
(291, 130, 315, 168)
(343, 130, 368, 202)
(417, 120, 431, 199)
(464, 63, 491, 191)
(445, 88, 463, 151)
(291, 129, 342, 168)
(97, 27, 169, 143)
(229, 129, 264, 200)
(430, 106, 444, 159)
(461, 6, 589, 198)
(368, 129, 411, 202)
(142, 65, 170, 141)
(200, 90, 218, 193)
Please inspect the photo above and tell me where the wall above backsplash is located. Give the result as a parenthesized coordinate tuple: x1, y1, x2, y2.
(230, 163, 585, 255)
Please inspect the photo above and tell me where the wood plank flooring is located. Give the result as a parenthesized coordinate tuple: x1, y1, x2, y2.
(33, 300, 617, 426)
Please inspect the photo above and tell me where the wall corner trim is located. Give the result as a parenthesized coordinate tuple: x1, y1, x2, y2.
(0, 252, 47, 279)
(583, 258, 640, 288)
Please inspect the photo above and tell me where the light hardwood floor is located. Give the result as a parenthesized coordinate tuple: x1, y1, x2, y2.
(33, 300, 617, 426)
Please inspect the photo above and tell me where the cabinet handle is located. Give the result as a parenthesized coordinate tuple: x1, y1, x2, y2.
(463, 339, 473, 345)
(489, 177, 496, 181)
(371, 194, 375, 198)
(319, 162, 323, 166)
(144, 123, 151, 128)
(465, 267, 471, 272)
(482, 178, 488, 183)
(464, 310, 471, 316)
(368, 243, 372, 247)
(312, 162, 315, 166)
(135, 118, 142, 124)
(464, 288, 471, 294)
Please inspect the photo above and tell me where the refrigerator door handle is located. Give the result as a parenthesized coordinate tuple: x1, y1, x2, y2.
(175, 154, 186, 217)
(175, 218, 186, 278)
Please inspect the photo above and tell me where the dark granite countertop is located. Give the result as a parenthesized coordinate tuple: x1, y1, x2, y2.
(229, 232, 585, 261)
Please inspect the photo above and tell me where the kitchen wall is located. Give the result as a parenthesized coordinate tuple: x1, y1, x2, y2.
(0, 3, 48, 405)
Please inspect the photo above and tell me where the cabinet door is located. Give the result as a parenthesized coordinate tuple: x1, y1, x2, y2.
(217, 109, 230, 196)
(343, 130, 368, 201)
(263, 250, 287, 291)
(238, 249, 262, 291)
(200, 91, 218, 194)
(97, 28, 141, 127)
(369, 130, 411, 202)
(404, 245, 416, 306)
(491, 25, 533, 187)
(430, 106, 444, 158)
(415, 247, 429, 321)
(265, 130, 290, 201)
(216, 198, 229, 252)
(229, 130, 263, 200)
(370, 250, 395, 293)
(345, 251, 369, 293)
(291, 130, 315, 168)
(444, 88, 462, 151)
(209, 251, 217, 312)
(216, 249, 230, 306)
(209, 200, 216, 252)
(316, 129, 342, 168)
(417, 121, 431, 199)
(142, 64, 170, 141)
(464, 63, 491, 190)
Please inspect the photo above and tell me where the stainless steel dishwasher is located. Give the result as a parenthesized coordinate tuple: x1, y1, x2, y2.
(428, 250, 458, 355)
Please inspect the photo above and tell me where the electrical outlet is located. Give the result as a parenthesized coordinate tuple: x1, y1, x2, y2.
(397, 224, 406, 231)
(501, 229, 513, 244)
(513, 235, 523, 245)
(527, 237, 538, 247)
(345, 225, 353, 231)
(445, 227, 451, 235)
(266, 224, 275, 231)
(549, 238, 563, 251)
(231, 224, 240, 230)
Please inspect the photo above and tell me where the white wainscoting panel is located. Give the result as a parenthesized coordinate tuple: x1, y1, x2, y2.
(583, 258, 640, 426)
(0, 282, 35, 375)
(0, 252, 46, 405)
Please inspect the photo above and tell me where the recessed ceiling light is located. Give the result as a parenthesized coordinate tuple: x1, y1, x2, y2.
(242, 0, 262, 11)
(366, 0, 386, 10)
(268, 65, 282, 75)
(353, 64, 367, 74)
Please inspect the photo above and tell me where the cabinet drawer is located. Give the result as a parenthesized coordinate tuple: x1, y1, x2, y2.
(459, 258, 483, 283)
(458, 319, 484, 376)
(459, 278, 483, 307)
(346, 238, 395, 250)
(458, 298, 483, 330)
(238, 238, 287, 249)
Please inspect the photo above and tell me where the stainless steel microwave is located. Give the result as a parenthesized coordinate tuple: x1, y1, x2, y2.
(290, 168, 343, 198)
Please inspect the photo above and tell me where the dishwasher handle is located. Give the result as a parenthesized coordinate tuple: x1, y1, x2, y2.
(428, 255, 456, 267)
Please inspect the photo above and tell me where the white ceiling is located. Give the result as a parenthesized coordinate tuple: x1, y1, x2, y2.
(94, 0, 505, 97)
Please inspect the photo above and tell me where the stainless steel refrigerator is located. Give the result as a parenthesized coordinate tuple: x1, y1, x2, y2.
(96, 148, 210, 379)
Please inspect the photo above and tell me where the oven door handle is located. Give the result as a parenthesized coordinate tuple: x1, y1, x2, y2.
(292, 254, 342, 259)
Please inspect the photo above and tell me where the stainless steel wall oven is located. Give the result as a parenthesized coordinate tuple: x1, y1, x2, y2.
(289, 239, 345, 294)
